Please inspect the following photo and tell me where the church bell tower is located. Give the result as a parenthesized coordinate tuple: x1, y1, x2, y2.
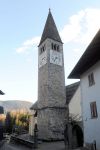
(37, 10, 68, 140)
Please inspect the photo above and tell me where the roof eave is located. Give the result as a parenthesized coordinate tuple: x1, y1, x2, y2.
(38, 37, 63, 47)
(68, 30, 100, 79)
(0, 90, 5, 95)
(68, 74, 80, 79)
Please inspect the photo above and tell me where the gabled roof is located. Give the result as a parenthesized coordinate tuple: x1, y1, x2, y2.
(38, 9, 62, 46)
(68, 29, 100, 79)
(66, 82, 80, 104)
(0, 90, 5, 95)
(30, 101, 38, 110)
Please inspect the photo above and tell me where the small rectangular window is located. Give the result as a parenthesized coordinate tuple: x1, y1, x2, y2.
(40, 44, 46, 55)
(54, 44, 56, 50)
(57, 45, 59, 52)
(51, 43, 54, 50)
(90, 101, 98, 118)
(88, 73, 95, 86)
(51, 43, 60, 51)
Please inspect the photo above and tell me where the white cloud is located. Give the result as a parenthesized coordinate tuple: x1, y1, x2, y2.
(23, 37, 40, 46)
(60, 11, 84, 43)
(26, 57, 33, 63)
(16, 36, 40, 53)
(60, 8, 100, 45)
(16, 46, 29, 53)
(16, 8, 100, 54)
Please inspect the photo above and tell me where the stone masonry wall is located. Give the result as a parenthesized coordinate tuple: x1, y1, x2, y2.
(37, 39, 68, 140)
(37, 107, 68, 140)
(38, 39, 66, 108)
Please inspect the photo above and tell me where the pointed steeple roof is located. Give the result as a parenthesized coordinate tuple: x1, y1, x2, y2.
(39, 9, 62, 46)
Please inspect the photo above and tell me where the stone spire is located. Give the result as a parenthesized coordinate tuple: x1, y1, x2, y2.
(39, 10, 62, 46)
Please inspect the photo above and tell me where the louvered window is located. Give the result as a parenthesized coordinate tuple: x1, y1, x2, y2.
(51, 43, 59, 52)
(40, 44, 46, 54)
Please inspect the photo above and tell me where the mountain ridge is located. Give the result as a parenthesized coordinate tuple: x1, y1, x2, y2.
(0, 100, 33, 113)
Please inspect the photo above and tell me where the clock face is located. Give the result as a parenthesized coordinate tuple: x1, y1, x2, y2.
(39, 51, 47, 68)
(50, 50, 62, 66)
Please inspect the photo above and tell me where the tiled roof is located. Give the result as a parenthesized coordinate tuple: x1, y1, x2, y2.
(30, 101, 38, 110)
(66, 82, 80, 104)
(39, 10, 62, 46)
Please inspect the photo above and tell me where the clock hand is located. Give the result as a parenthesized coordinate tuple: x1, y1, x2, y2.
(54, 57, 57, 62)
(42, 57, 46, 61)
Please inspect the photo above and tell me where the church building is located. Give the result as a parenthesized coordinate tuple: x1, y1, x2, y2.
(30, 10, 68, 140)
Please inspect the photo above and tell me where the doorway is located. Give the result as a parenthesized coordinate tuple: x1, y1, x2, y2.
(72, 124, 83, 148)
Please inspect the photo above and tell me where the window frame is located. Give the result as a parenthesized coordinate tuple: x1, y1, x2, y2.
(51, 43, 60, 52)
(90, 101, 98, 119)
(88, 72, 95, 87)
(40, 44, 46, 55)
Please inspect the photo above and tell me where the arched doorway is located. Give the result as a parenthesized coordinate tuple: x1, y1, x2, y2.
(72, 124, 83, 148)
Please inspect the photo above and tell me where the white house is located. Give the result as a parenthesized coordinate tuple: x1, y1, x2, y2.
(66, 82, 84, 148)
(66, 82, 82, 121)
(68, 29, 100, 149)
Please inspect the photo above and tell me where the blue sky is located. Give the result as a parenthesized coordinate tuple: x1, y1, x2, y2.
(0, 0, 100, 103)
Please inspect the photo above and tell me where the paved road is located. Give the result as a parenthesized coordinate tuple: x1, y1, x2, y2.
(0, 141, 65, 150)
(0, 141, 86, 150)
(1, 142, 32, 150)
(37, 141, 65, 150)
